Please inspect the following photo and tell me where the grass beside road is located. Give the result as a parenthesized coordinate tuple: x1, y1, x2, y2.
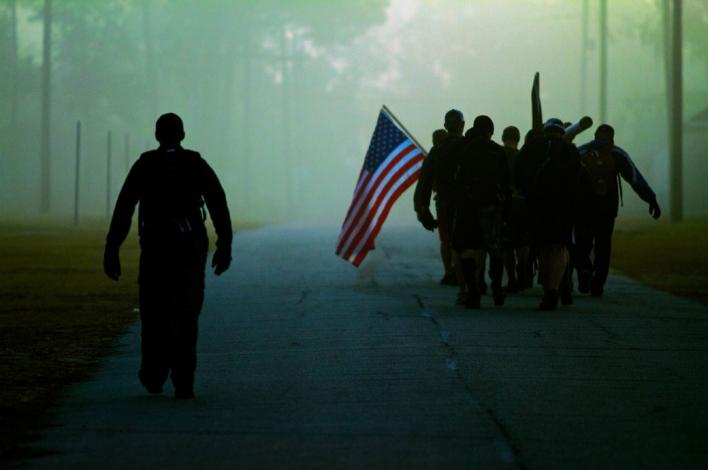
(0, 222, 140, 460)
(613, 215, 708, 305)
(0, 219, 255, 461)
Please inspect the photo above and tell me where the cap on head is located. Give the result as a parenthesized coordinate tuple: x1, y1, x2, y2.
(543, 118, 565, 135)
(472, 115, 494, 137)
(155, 113, 185, 144)
(502, 126, 520, 143)
(595, 123, 615, 143)
(444, 109, 464, 124)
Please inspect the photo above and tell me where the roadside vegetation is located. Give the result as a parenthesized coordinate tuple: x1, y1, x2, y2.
(613, 215, 708, 305)
(0, 221, 139, 460)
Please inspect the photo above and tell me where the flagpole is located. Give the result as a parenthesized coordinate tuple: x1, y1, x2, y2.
(381, 105, 428, 156)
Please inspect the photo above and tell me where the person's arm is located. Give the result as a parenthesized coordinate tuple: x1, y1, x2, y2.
(513, 144, 531, 198)
(614, 146, 661, 219)
(413, 149, 437, 230)
(104, 159, 142, 280)
(200, 158, 233, 274)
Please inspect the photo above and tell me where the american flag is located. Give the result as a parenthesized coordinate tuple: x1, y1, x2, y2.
(336, 109, 425, 266)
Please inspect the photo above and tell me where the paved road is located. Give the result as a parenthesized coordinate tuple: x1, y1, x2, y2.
(30, 226, 708, 469)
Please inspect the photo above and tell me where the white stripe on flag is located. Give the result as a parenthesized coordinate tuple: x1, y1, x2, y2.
(337, 139, 413, 244)
(347, 158, 423, 262)
(338, 144, 421, 256)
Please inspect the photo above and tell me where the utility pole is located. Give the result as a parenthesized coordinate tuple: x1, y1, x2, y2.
(241, 23, 252, 211)
(106, 131, 112, 220)
(9, 0, 19, 168)
(598, 0, 608, 124)
(40, 0, 52, 213)
(669, 0, 683, 221)
(74, 121, 81, 226)
(580, 0, 589, 113)
(124, 133, 131, 175)
(280, 26, 293, 216)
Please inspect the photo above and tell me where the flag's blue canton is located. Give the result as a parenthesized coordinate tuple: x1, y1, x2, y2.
(363, 112, 410, 173)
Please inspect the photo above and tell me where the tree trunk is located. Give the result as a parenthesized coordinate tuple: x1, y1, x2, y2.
(280, 26, 292, 216)
(580, 0, 589, 113)
(142, 0, 158, 119)
(40, 0, 52, 213)
(669, 0, 683, 221)
(240, 21, 252, 210)
(9, 0, 18, 164)
(598, 0, 608, 124)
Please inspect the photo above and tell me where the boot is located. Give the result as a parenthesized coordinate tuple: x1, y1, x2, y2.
(440, 272, 458, 286)
(461, 259, 480, 309)
(560, 284, 573, 305)
(578, 269, 592, 294)
(539, 290, 558, 311)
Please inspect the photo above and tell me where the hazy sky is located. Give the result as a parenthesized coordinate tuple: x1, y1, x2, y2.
(1, 0, 706, 224)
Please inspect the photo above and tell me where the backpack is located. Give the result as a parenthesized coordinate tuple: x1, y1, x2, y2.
(138, 149, 207, 239)
(580, 147, 616, 196)
(455, 139, 504, 206)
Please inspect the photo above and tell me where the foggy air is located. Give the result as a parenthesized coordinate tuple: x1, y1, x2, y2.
(0, 0, 706, 224)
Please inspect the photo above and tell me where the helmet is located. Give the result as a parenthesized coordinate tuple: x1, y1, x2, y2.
(543, 118, 565, 133)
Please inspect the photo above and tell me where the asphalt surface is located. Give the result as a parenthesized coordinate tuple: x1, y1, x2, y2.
(28, 225, 708, 469)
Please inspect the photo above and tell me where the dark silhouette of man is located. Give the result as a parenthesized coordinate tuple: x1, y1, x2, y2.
(501, 125, 532, 292)
(575, 124, 661, 296)
(515, 118, 583, 310)
(452, 115, 510, 308)
(103, 113, 232, 399)
(414, 110, 466, 287)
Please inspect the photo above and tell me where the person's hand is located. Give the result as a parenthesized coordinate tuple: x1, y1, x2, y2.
(212, 247, 231, 276)
(417, 208, 438, 231)
(649, 198, 661, 220)
(104, 245, 121, 281)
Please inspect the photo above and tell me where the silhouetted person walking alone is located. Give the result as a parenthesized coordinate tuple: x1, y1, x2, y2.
(103, 113, 232, 399)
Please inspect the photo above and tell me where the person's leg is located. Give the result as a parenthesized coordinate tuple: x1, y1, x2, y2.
(170, 285, 204, 398)
(460, 249, 486, 308)
(478, 251, 488, 294)
(538, 244, 569, 310)
(591, 217, 616, 296)
(138, 283, 170, 393)
(516, 246, 531, 290)
(169, 239, 208, 398)
(451, 250, 467, 305)
(439, 242, 456, 285)
(437, 205, 456, 284)
(574, 220, 594, 294)
(489, 252, 505, 305)
(503, 248, 518, 292)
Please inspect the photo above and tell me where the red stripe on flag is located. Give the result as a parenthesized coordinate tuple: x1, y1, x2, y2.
(340, 153, 422, 261)
(336, 171, 371, 253)
(351, 171, 421, 266)
(336, 144, 417, 255)
(341, 153, 423, 261)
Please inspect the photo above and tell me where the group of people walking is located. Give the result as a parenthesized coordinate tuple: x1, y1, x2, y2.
(413, 110, 661, 310)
